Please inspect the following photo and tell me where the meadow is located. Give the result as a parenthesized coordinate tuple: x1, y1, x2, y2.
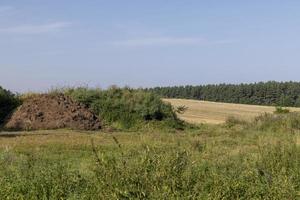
(0, 86, 300, 199)
(0, 113, 299, 199)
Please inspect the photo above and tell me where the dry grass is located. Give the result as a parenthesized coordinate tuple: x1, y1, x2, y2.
(164, 98, 300, 124)
(0, 130, 189, 151)
(0, 126, 298, 198)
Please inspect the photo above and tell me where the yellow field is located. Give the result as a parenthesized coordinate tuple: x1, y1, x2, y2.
(164, 98, 300, 124)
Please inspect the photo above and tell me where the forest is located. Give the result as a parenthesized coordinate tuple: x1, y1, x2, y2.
(146, 81, 300, 107)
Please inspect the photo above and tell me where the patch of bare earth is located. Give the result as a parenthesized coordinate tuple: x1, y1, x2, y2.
(5, 94, 101, 131)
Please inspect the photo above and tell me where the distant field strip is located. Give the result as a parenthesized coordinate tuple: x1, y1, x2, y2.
(164, 98, 300, 124)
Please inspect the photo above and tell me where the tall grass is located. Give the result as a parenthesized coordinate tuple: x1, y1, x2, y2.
(253, 112, 300, 132)
(225, 111, 300, 133)
(0, 114, 299, 199)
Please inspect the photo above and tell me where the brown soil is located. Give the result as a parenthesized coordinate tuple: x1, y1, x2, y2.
(5, 94, 101, 131)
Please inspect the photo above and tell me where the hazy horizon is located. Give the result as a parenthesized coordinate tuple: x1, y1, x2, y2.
(1, 1, 300, 92)
(2, 80, 300, 94)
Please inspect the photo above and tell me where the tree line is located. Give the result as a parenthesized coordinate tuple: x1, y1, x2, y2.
(146, 81, 300, 107)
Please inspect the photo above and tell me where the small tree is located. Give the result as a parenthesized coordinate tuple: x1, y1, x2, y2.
(294, 97, 300, 107)
(175, 105, 188, 114)
(274, 107, 290, 114)
(0, 86, 20, 125)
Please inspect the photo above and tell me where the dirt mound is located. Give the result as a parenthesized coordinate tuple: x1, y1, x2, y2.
(5, 94, 101, 131)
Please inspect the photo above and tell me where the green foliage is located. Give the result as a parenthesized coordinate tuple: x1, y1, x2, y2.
(1, 84, 300, 198)
(253, 112, 300, 131)
(274, 107, 290, 114)
(0, 152, 92, 199)
(0, 128, 299, 199)
(147, 81, 300, 107)
(225, 116, 247, 128)
(65, 87, 181, 129)
(226, 111, 300, 132)
(0, 86, 20, 126)
(175, 105, 188, 114)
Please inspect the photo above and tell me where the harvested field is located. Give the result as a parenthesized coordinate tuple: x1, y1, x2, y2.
(5, 94, 101, 130)
(164, 98, 300, 124)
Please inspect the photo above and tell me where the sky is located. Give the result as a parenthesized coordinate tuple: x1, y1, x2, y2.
(1, 1, 300, 92)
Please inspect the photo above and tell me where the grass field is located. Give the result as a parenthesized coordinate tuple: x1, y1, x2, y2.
(0, 120, 299, 199)
(0, 100, 300, 199)
(165, 98, 300, 124)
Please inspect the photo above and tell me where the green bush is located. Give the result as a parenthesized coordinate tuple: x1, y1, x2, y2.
(274, 107, 290, 114)
(65, 87, 182, 129)
(0, 86, 20, 126)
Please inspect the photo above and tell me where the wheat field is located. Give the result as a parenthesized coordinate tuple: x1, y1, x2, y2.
(164, 98, 300, 124)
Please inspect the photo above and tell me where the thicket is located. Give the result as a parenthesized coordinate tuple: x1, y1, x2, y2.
(65, 87, 183, 129)
(147, 81, 300, 107)
(0, 86, 20, 126)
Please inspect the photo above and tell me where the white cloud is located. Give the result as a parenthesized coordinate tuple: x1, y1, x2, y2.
(0, 22, 72, 34)
(112, 37, 206, 47)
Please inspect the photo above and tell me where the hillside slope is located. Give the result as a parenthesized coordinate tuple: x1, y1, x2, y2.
(164, 98, 300, 124)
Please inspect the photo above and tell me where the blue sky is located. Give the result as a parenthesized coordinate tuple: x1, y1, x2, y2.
(1, 1, 300, 92)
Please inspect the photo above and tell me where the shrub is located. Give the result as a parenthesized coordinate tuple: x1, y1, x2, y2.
(0, 86, 20, 126)
(65, 87, 182, 129)
(225, 116, 247, 128)
(175, 105, 188, 114)
(274, 107, 290, 114)
(253, 112, 300, 131)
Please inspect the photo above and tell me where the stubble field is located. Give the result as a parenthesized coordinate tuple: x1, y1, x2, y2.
(165, 98, 300, 124)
